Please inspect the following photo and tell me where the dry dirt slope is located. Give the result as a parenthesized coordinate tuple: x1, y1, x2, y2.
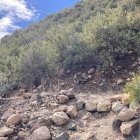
(0, 90, 137, 140)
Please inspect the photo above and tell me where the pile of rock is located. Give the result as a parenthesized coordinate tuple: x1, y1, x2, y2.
(113, 107, 139, 136)
(73, 68, 96, 84)
(110, 94, 140, 136)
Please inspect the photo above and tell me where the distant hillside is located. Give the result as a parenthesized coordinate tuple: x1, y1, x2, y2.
(0, 0, 140, 96)
(0, 0, 111, 46)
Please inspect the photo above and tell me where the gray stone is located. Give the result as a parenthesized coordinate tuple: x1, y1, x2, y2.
(0, 127, 14, 137)
(66, 122, 77, 131)
(112, 101, 124, 114)
(52, 112, 69, 126)
(118, 107, 136, 122)
(31, 126, 51, 140)
(120, 119, 139, 135)
(75, 101, 85, 110)
(55, 131, 69, 140)
(6, 114, 22, 127)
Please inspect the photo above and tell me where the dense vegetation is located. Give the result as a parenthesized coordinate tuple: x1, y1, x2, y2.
(0, 0, 140, 95)
(125, 75, 140, 105)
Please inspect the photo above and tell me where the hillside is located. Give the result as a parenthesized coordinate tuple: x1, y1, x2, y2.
(0, 0, 140, 96)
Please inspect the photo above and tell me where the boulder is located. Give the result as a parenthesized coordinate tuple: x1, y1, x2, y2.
(112, 101, 124, 114)
(31, 126, 51, 140)
(52, 112, 69, 126)
(120, 119, 139, 135)
(67, 106, 78, 118)
(6, 114, 22, 127)
(97, 100, 111, 112)
(118, 107, 136, 122)
(55, 131, 69, 140)
(0, 127, 14, 137)
(85, 101, 97, 112)
(57, 95, 69, 104)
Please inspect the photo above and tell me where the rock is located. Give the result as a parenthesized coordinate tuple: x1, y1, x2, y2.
(97, 100, 111, 112)
(0, 127, 14, 137)
(117, 79, 125, 85)
(108, 94, 123, 103)
(67, 93, 75, 99)
(18, 131, 30, 138)
(82, 112, 92, 120)
(85, 101, 97, 112)
(60, 83, 66, 87)
(88, 75, 92, 79)
(30, 101, 38, 107)
(40, 92, 47, 97)
(80, 131, 96, 140)
(120, 119, 139, 135)
(30, 94, 42, 102)
(52, 112, 69, 126)
(37, 85, 44, 93)
(88, 68, 96, 74)
(75, 100, 85, 110)
(118, 107, 136, 122)
(112, 101, 124, 114)
(29, 117, 52, 129)
(57, 95, 69, 104)
(33, 89, 38, 93)
(59, 90, 68, 95)
(53, 108, 62, 113)
(0, 137, 8, 140)
(67, 106, 78, 118)
(121, 94, 130, 105)
(66, 122, 77, 131)
(48, 102, 59, 110)
(59, 105, 67, 112)
(81, 73, 89, 82)
(31, 126, 51, 140)
(18, 89, 25, 96)
(1, 108, 14, 121)
(23, 93, 33, 99)
(108, 93, 129, 104)
(6, 114, 22, 127)
(55, 131, 69, 140)
(39, 109, 51, 117)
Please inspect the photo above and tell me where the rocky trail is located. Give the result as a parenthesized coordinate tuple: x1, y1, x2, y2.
(0, 88, 138, 140)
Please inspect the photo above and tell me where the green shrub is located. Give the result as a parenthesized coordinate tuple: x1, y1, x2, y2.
(20, 48, 48, 86)
(0, 81, 18, 97)
(124, 75, 140, 105)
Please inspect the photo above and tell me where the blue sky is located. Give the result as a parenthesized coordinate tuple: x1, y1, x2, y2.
(0, 0, 80, 38)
